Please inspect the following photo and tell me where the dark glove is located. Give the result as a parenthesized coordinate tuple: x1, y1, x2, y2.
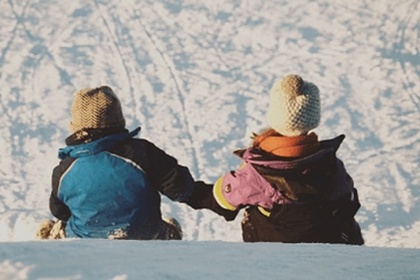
(186, 181, 238, 221)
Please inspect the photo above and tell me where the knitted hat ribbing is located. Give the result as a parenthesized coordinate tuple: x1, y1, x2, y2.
(70, 86, 126, 133)
(267, 74, 320, 136)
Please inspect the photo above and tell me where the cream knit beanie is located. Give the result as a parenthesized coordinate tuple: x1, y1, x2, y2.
(267, 74, 320, 136)
(70, 86, 126, 133)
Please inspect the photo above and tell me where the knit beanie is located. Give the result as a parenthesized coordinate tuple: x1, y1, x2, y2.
(267, 74, 320, 136)
(70, 86, 126, 133)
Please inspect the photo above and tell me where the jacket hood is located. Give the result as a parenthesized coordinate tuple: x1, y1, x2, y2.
(240, 135, 345, 170)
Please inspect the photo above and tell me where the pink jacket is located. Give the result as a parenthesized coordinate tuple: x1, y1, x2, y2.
(213, 135, 353, 212)
(213, 148, 290, 211)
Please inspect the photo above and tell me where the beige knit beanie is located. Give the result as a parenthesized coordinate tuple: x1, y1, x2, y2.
(70, 86, 126, 133)
(267, 74, 320, 136)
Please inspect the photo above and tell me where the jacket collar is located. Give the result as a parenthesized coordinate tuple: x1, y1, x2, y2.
(58, 127, 141, 159)
(65, 127, 129, 146)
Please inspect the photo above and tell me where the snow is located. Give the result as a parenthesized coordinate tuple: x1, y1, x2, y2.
(1, 240, 420, 280)
(0, 0, 419, 279)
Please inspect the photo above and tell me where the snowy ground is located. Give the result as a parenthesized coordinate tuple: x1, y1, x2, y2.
(0, 0, 419, 279)
(1, 240, 420, 280)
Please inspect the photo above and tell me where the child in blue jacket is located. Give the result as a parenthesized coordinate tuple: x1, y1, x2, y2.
(38, 86, 233, 240)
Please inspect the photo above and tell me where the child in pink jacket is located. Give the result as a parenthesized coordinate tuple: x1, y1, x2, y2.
(213, 74, 364, 244)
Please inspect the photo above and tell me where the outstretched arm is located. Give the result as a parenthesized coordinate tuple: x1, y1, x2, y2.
(142, 140, 238, 220)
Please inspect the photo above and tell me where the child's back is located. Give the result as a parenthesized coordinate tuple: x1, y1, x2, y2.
(213, 75, 364, 244)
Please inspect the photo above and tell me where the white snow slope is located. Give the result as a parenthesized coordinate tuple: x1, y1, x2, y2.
(0, 0, 419, 279)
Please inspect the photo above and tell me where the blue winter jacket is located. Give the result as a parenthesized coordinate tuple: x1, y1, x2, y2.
(49, 128, 196, 239)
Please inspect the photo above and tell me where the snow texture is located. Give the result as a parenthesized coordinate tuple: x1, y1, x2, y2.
(0, 0, 419, 279)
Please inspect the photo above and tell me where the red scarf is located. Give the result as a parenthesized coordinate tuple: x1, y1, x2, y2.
(254, 132, 320, 158)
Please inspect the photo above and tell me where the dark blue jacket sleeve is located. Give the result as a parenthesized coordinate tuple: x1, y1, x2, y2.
(122, 139, 195, 202)
(123, 139, 238, 220)
(50, 158, 74, 221)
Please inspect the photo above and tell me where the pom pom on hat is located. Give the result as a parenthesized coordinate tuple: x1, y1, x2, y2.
(70, 86, 126, 133)
(267, 74, 320, 136)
